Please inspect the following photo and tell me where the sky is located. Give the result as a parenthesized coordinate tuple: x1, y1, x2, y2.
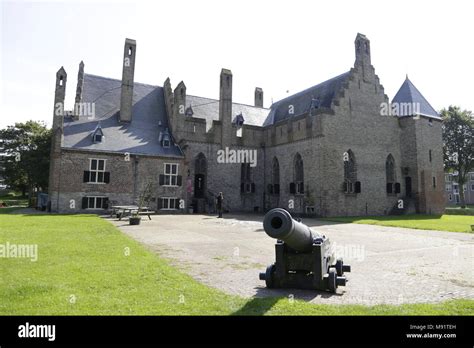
(0, 0, 473, 129)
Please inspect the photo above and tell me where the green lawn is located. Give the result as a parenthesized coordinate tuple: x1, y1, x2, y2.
(321, 214, 474, 233)
(0, 214, 472, 315)
(445, 205, 474, 216)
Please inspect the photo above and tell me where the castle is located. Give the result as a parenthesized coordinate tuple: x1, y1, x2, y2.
(48, 34, 446, 216)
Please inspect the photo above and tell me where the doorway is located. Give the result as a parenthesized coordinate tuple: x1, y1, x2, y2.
(194, 174, 205, 198)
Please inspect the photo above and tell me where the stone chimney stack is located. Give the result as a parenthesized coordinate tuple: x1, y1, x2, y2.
(219, 69, 233, 146)
(119, 38, 136, 122)
(254, 87, 263, 107)
(73, 61, 84, 120)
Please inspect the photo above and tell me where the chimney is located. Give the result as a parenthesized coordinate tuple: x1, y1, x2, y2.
(254, 87, 263, 107)
(73, 61, 84, 120)
(219, 69, 232, 146)
(119, 38, 136, 122)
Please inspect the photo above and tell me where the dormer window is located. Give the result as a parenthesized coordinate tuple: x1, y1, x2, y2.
(234, 113, 244, 127)
(91, 123, 104, 144)
(310, 98, 320, 110)
(159, 128, 172, 148)
(185, 106, 194, 117)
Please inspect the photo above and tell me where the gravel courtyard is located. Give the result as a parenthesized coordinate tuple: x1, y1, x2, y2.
(109, 214, 474, 305)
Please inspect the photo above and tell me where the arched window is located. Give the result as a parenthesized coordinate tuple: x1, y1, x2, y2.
(241, 163, 254, 194)
(343, 150, 360, 193)
(290, 153, 304, 194)
(268, 157, 280, 195)
(386, 154, 399, 194)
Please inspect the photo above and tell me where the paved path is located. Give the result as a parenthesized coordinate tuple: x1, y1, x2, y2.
(109, 214, 474, 305)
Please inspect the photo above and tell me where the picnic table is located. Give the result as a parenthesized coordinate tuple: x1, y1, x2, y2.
(110, 205, 155, 221)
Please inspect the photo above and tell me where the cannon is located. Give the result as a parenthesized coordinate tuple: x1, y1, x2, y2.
(259, 208, 350, 293)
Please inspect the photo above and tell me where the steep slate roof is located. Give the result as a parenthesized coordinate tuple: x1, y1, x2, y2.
(63, 74, 183, 157)
(392, 77, 440, 119)
(263, 71, 350, 126)
(186, 95, 270, 130)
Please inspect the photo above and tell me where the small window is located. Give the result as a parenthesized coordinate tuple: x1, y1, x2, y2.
(88, 159, 106, 183)
(471, 184, 474, 191)
(59, 76, 63, 86)
(432, 176, 436, 188)
(448, 194, 452, 201)
(428, 118, 433, 126)
(470, 173, 474, 181)
(84, 196, 108, 209)
(163, 139, 170, 148)
(128, 47, 132, 56)
(429, 150, 432, 162)
(445, 184, 452, 192)
(94, 134, 102, 143)
(163, 163, 179, 186)
(159, 197, 179, 210)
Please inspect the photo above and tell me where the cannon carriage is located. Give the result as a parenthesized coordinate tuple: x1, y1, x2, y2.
(259, 208, 350, 293)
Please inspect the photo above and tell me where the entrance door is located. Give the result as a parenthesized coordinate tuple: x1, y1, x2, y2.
(194, 174, 205, 198)
(405, 176, 412, 197)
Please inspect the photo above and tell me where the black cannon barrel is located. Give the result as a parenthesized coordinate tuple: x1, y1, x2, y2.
(263, 208, 321, 252)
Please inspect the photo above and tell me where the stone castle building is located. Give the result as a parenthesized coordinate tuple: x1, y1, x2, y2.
(48, 34, 446, 216)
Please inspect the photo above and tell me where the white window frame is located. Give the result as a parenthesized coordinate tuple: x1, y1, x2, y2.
(448, 194, 452, 201)
(163, 163, 179, 187)
(160, 197, 179, 210)
(445, 183, 452, 192)
(471, 184, 474, 191)
(470, 173, 474, 181)
(89, 158, 106, 184)
(85, 196, 107, 210)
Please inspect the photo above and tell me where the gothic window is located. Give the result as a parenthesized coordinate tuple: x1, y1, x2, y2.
(268, 157, 280, 195)
(291, 153, 304, 194)
(343, 150, 359, 193)
(386, 154, 396, 194)
(241, 163, 254, 194)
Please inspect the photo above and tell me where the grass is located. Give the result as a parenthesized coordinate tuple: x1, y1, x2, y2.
(0, 214, 473, 315)
(321, 214, 474, 233)
(445, 205, 474, 216)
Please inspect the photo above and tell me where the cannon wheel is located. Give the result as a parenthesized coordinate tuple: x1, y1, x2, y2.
(335, 258, 344, 276)
(265, 264, 275, 288)
(328, 269, 337, 293)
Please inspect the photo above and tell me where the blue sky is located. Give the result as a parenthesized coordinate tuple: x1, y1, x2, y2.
(1, 0, 473, 129)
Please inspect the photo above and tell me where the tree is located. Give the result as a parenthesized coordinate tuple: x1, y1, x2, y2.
(441, 106, 474, 208)
(0, 121, 51, 205)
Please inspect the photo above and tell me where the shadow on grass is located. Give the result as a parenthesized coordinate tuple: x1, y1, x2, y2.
(231, 296, 280, 316)
(232, 287, 343, 315)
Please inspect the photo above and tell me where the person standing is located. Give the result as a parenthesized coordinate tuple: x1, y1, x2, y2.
(216, 192, 224, 218)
